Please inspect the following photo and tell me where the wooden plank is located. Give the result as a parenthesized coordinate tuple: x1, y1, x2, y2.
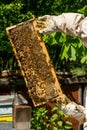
(0, 70, 21, 78)
(14, 105, 31, 130)
(6, 19, 63, 106)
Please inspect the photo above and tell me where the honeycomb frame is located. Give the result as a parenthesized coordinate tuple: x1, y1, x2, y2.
(6, 19, 63, 106)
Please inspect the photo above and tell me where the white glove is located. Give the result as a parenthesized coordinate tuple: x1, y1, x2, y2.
(56, 94, 85, 124)
(37, 15, 58, 34)
(83, 122, 87, 130)
(61, 102, 85, 124)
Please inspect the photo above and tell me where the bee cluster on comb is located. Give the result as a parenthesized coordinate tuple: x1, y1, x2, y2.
(6, 19, 62, 106)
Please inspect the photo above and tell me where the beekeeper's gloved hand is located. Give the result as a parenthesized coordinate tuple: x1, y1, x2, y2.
(56, 94, 85, 124)
(61, 103, 85, 124)
(37, 13, 87, 47)
(37, 15, 58, 34)
(37, 13, 85, 36)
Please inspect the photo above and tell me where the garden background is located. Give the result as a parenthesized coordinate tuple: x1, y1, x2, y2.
(0, 0, 87, 130)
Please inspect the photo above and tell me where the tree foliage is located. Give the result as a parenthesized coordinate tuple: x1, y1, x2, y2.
(0, 1, 32, 52)
(31, 104, 72, 130)
(0, 0, 87, 74)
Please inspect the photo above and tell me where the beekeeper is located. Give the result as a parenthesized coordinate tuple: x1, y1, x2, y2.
(37, 13, 87, 126)
(37, 12, 87, 47)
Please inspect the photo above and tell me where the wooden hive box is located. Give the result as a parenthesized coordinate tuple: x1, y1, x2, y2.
(14, 105, 31, 130)
(6, 19, 63, 107)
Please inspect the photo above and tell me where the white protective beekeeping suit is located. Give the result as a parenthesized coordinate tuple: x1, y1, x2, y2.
(37, 13, 87, 47)
(37, 13, 87, 124)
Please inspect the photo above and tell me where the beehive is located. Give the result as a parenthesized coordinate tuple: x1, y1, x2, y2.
(6, 19, 63, 106)
(14, 105, 31, 130)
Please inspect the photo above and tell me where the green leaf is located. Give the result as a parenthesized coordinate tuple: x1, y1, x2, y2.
(53, 126, 58, 130)
(64, 125, 72, 129)
(50, 114, 58, 122)
(54, 32, 63, 45)
(60, 44, 70, 60)
(81, 55, 87, 64)
(58, 110, 64, 116)
(64, 121, 72, 129)
(52, 106, 58, 111)
(57, 121, 63, 127)
(78, 5, 87, 16)
(69, 45, 76, 61)
(65, 121, 72, 125)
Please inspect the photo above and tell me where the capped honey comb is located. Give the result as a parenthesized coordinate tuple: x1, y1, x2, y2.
(6, 19, 63, 106)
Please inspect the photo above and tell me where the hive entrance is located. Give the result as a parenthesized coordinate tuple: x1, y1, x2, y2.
(6, 19, 62, 106)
